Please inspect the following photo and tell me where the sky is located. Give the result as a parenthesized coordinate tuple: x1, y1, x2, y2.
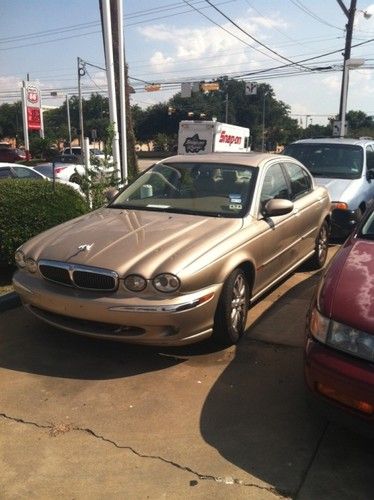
(2, 0, 374, 126)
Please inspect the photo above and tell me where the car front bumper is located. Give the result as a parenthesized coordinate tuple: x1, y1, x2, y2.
(13, 270, 222, 346)
(331, 208, 360, 238)
(304, 335, 374, 437)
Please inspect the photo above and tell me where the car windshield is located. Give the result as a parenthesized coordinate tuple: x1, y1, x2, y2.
(284, 143, 363, 179)
(110, 162, 256, 218)
(359, 210, 374, 239)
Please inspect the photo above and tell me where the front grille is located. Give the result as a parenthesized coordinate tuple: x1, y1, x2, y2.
(38, 260, 118, 291)
(39, 264, 71, 285)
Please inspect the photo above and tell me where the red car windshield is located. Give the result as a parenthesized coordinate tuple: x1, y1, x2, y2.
(360, 210, 374, 239)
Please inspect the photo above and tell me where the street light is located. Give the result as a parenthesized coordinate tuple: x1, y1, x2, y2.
(340, 57, 365, 137)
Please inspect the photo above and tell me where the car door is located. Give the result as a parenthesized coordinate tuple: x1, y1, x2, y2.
(282, 161, 322, 258)
(249, 161, 297, 296)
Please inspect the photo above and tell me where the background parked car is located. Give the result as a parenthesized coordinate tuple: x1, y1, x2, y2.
(0, 147, 27, 163)
(13, 152, 331, 347)
(34, 156, 85, 185)
(0, 162, 83, 195)
(305, 203, 374, 437)
(284, 138, 374, 238)
(62, 146, 112, 163)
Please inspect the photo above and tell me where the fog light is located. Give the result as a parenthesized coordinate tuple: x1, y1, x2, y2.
(317, 383, 374, 415)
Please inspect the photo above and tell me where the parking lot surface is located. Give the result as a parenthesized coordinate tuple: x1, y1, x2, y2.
(1, 245, 373, 499)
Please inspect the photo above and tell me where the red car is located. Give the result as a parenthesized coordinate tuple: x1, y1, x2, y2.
(305, 205, 374, 436)
(0, 148, 27, 162)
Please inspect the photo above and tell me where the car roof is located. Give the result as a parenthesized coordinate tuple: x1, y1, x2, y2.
(0, 162, 30, 168)
(160, 152, 289, 168)
(290, 137, 374, 147)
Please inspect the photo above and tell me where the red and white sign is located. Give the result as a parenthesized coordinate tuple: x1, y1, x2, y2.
(26, 83, 41, 131)
(27, 107, 41, 130)
(218, 130, 242, 145)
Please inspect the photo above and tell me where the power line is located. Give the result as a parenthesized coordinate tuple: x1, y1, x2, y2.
(288, 0, 344, 31)
(182, 0, 285, 64)
(203, 0, 311, 70)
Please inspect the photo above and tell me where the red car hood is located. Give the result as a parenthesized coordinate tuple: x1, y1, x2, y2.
(319, 238, 374, 334)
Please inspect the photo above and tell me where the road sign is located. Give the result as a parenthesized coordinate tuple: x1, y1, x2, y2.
(200, 82, 220, 92)
(181, 82, 192, 98)
(145, 84, 161, 92)
(245, 82, 258, 95)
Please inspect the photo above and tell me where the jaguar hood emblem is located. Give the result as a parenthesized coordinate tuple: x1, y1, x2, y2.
(67, 243, 94, 261)
(78, 243, 94, 252)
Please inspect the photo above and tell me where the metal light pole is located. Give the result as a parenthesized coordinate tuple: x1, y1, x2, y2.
(117, 0, 128, 181)
(341, 58, 365, 137)
(66, 94, 72, 154)
(101, 0, 121, 180)
(77, 57, 85, 154)
(261, 93, 266, 152)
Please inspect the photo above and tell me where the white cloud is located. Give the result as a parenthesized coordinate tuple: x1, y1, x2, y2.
(150, 51, 174, 72)
(137, 12, 291, 80)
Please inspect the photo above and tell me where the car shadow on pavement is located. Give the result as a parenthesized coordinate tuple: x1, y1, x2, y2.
(199, 273, 374, 499)
(0, 312, 185, 380)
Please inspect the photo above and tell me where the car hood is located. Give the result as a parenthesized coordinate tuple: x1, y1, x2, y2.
(320, 238, 374, 334)
(23, 207, 243, 277)
(313, 177, 355, 202)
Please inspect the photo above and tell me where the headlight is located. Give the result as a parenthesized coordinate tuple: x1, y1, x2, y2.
(124, 274, 147, 292)
(25, 258, 37, 273)
(153, 273, 180, 293)
(309, 307, 329, 343)
(328, 321, 374, 362)
(15, 250, 26, 268)
(309, 307, 374, 362)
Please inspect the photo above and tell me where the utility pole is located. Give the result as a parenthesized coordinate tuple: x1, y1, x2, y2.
(77, 57, 85, 154)
(336, 0, 357, 136)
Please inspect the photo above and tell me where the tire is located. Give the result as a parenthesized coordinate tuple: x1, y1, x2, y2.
(309, 220, 329, 269)
(213, 268, 250, 346)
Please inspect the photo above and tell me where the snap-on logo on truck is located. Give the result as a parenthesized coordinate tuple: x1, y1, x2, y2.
(183, 134, 207, 153)
(219, 131, 242, 145)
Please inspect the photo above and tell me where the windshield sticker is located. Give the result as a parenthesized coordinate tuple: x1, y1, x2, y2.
(229, 204, 242, 210)
(229, 194, 242, 204)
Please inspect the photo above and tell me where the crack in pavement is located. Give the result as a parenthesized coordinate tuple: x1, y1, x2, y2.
(0, 412, 289, 498)
(294, 421, 329, 499)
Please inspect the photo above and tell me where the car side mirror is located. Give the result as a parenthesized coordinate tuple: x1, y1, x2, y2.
(264, 198, 294, 217)
(367, 170, 374, 181)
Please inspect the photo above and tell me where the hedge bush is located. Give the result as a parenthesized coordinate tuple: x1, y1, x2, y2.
(0, 179, 89, 264)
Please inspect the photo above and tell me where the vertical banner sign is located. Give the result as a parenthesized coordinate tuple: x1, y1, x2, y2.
(26, 83, 41, 130)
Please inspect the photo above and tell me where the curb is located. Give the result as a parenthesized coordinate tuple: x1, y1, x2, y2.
(0, 292, 21, 313)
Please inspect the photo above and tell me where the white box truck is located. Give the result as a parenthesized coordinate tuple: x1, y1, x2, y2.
(177, 120, 250, 155)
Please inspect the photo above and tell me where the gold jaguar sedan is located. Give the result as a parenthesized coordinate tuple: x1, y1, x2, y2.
(13, 153, 331, 346)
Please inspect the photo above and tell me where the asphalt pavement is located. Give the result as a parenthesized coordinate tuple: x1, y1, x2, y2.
(0, 246, 373, 499)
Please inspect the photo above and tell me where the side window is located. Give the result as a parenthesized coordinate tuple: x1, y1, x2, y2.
(0, 167, 13, 179)
(13, 167, 41, 179)
(284, 162, 311, 200)
(366, 145, 374, 172)
(260, 163, 289, 210)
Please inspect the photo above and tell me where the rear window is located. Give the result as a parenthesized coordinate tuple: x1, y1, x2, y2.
(284, 143, 363, 179)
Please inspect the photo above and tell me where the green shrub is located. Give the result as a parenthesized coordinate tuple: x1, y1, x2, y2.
(0, 179, 89, 264)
